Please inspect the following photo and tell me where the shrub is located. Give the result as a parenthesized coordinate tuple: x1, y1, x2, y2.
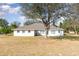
(0, 27, 12, 34)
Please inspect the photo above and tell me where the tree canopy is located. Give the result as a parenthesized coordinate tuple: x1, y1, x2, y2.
(10, 21, 20, 29)
(20, 3, 64, 37)
(0, 18, 8, 28)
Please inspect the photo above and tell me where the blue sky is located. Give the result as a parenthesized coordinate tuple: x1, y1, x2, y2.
(0, 3, 26, 26)
(0, 3, 65, 26)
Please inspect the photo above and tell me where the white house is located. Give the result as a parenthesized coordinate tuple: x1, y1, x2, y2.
(13, 23, 64, 36)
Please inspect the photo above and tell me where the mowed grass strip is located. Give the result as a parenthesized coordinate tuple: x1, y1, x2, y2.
(0, 36, 79, 56)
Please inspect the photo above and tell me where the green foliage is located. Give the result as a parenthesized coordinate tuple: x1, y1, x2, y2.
(10, 21, 20, 29)
(60, 20, 70, 32)
(76, 27, 79, 32)
(0, 18, 12, 34)
(0, 27, 12, 34)
(21, 3, 61, 37)
(21, 3, 60, 26)
(63, 35, 79, 40)
(0, 18, 8, 28)
(24, 20, 41, 25)
(60, 18, 79, 33)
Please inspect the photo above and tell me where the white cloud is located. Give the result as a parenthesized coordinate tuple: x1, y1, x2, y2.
(18, 16, 26, 26)
(19, 16, 26, 20)
(0, 12, 5, 16)
(0, 4, 21, 14)
(7, 3, 14, 5)
(9, 6, 21, 14)
(15, 6, 21, 11)
(1, 5, 11, 11)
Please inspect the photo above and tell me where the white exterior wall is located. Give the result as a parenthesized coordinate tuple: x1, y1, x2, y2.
(14, 30, 34, 36)
(13, 30, 64, 36)
(37, 30, 64, 36)
(48, 30, 64, 36)
(37, 30, 46, 36)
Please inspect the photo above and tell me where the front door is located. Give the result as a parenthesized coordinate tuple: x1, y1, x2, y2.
(34, 30, 38, 36)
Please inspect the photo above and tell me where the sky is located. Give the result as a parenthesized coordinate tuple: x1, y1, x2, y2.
(0, 3, 65, 26)
(0, 3, 26, 26)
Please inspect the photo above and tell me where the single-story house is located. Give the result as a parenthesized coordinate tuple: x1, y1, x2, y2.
(13, 23, 64, 36)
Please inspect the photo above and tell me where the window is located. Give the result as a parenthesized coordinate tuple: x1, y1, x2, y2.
(17, 30, 20, 33)
(58, 30, 60, 33)
(28, 30, 30, 32)
(22, 30, 25, 33)
(51, 30, 55, 34)
(40, 30, 44, 34)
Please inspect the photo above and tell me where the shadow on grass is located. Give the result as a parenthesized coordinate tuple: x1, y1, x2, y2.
(49, 35, 79, 41)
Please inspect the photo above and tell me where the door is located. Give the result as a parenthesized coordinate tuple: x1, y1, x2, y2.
(34, 30, 38, 36)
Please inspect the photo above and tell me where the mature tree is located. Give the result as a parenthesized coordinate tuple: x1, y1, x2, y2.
(0, 27, 12, 34)
(10, 21, 20, 29)
(71, 4, 79, 15)
(0, 18, 8, 28)
(60, 18, 79, 34)
(59, 4, 79, 34)
(60, 19, 72, 32)
(70, 17, 79, 34)
(64, 4, 79, 34)
(20, 3, 63, 37)
(24, 20, 41, 25)
(0, 18, 12, 34)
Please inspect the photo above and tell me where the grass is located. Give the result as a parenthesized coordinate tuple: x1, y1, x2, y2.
(0, 35, 79, 55)
(63, 36, 79, 40)
(49, 35, 79, 40)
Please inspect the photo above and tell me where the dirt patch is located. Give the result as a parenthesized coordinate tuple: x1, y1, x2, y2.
(0, 36, 79, 56)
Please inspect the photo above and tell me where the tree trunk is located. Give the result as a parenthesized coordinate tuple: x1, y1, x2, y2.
(45, 28, 49, 38)
(75, 29, 77, 35)
(74, 26, 77, 35)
